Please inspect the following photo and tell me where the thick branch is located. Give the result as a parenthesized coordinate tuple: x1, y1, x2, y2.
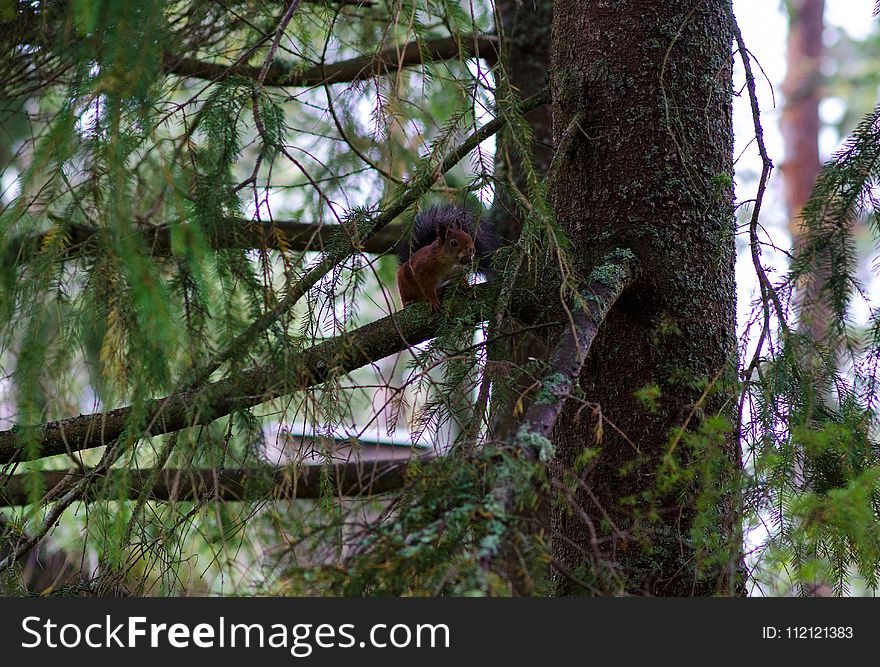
(514, 250, 640, 458)
(481, 251, 639, 574)
(0, 459, 418, 506)
(8, 219, 405, 265)
(307, 0, 375, 5)
(0, 287, 489, 465)
(164, 34, 499, 87)
(478, 250, 639, 576)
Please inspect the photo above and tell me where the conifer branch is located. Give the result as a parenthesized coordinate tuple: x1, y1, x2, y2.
(0, 287, 491, 465)
(0, 459, 419, 506)
(6, 220, 405, 265)
(163, 34, 499, 87)
(0, 91, 548, 467)
(308, 0, 374, 5)
(188, 88, 549, 386)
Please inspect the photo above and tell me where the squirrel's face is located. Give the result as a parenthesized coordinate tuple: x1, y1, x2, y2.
(445, 234, 475, 266)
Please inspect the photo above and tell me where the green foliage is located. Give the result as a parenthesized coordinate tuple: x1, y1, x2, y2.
(0, 0, 540, 596)
(317, 451, 545, 597)
(634, 383, 662, 413)
(745, 90, 880, 593)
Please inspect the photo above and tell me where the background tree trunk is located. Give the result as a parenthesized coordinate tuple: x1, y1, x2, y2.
(492, 0, 555, 243)
(782, 0, 828, 342)
(781, 0, 834, 597)
(549, 0, 739, 596)
(782, 0, 824, 226)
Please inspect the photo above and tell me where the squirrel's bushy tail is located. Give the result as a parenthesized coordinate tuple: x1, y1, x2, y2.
(396, 205, 498, 274)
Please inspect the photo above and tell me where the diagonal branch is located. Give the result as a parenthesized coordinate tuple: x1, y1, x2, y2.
(0, 287, 490, 465)
(482, 250, 639, 575)
(0, 459, 420, 506)
(164, 34, 499, 87)
(515, 249, 640, 458)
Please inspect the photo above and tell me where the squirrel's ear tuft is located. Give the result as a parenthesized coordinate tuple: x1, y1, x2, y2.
(436, 224, 448, 241)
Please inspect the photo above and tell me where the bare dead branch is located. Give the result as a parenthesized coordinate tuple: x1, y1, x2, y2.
(0, 459, 421, 506)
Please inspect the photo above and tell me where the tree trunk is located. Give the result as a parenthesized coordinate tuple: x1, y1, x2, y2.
(782, 0, 824, 225)
(782, 0, 834, 597)
(484, 1, 556, 596)
(549, 0, 739, 596)
(782, 0, 827, 342)
(492, 0, 555, 243)
(488, 0, 555, 443)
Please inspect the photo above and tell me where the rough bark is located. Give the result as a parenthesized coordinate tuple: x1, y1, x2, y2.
(549, 0, 738, 595)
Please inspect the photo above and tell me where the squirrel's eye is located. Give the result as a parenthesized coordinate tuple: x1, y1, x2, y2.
(450, 239, 458, 247)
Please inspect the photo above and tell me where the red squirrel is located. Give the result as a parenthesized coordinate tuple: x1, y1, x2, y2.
(396, 206, 497, 312)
